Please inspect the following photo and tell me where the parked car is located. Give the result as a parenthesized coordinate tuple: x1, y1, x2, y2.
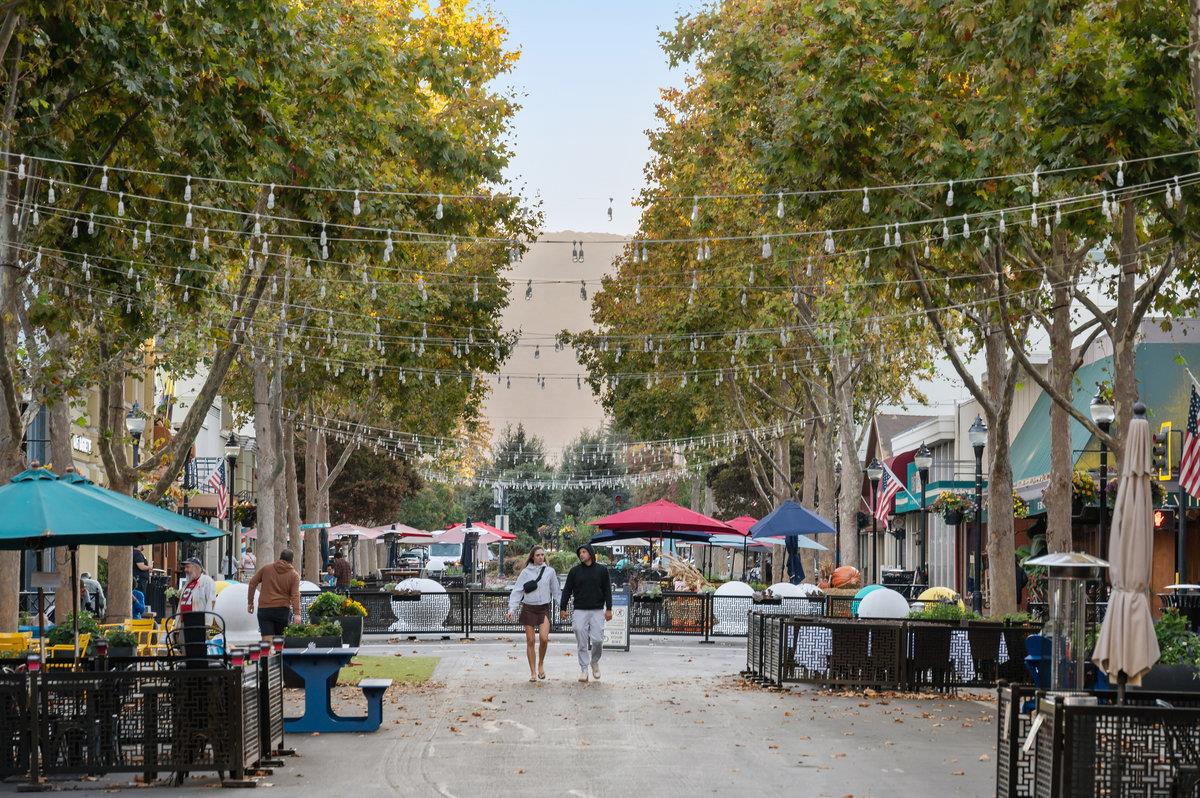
(425, 542, 463, 574)
(397, 548, 428, 569)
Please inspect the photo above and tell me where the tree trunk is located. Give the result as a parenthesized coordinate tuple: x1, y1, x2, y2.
(302, 422, 321, 581)
(1188, 0, 1200, 136)
(833, 358, 860, 573)
(285, 421, 300, 558)
(49, 396, 76, 620)
(252, 361, 277, 567)
(1110, 200, 1140, 465)
(814, 415, 837, 572)
(772, 436, 791, 583)
(1045, 250, 1075, 553)
(984, 329, 1018, 617)
(316, 430, 329, 532)
(101, 372, 133, 623)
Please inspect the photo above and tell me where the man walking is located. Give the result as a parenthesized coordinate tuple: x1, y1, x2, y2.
(247, 548, 302, 643)
(559, 544, 612, 683)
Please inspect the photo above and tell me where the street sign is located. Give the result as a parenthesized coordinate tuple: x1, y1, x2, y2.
(603, 587, 630, 651)
(299, 522, 331, 529)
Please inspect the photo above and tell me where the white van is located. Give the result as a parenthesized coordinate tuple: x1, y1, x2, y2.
(425, 541, 463, 574)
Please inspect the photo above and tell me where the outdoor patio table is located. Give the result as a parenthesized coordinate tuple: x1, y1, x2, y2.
(282, 647, 385, 734)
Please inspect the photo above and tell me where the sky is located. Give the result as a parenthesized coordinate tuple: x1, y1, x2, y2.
(481, 1, 982, 454)
(495, 0, 701, 234)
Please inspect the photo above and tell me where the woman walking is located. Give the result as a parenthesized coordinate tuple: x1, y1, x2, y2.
(506, 546, 561, 682)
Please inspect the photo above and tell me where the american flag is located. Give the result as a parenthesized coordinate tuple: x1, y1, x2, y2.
(874, 461, 906, 529)
(207, 461, 229, 521)
(1180, 384, 1200, 497)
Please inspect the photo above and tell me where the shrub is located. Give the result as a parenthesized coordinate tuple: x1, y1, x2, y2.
(283, 621, 342, 638)
(307, 592, 368, 621)
(909, 602, 980, 622)
(996, 612, 1034, 624)
(47, 611, 101, 645)
(1156, 609, 1200, 670)
(103, 629, 138, 649)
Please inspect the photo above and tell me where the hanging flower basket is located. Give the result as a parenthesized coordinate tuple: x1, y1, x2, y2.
(930, 491, 975, 526)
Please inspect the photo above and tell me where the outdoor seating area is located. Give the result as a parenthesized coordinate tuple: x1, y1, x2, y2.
(744, 609, 1040, 692)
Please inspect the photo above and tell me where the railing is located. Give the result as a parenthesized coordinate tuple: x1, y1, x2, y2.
(0, 651, 283, 785)
(1020, 692, 1200, 797)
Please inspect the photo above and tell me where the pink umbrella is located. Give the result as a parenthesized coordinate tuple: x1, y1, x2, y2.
(724, 516, 757, 536)
(439, 522, 515, 544)
(589, 499, 733, 535)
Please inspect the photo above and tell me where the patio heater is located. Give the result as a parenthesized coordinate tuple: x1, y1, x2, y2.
(1024, 552, 1109, 693)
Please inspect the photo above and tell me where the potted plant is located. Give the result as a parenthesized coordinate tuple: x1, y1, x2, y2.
(164, 586, 180, 617)
(930, 491, 975, 526)
(306, 593, 369, 646)
(1134, 609, 1200, 692)
(281, 620, 343, 649)
(636, 585, 663, 602)
(103, 628, 139, 658)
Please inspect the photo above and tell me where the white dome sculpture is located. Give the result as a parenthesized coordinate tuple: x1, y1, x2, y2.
(711, 580, 755, 635)
(389, 578, 450, 633)
(214, 584, 260, 647)
(856, 587, 911, 619)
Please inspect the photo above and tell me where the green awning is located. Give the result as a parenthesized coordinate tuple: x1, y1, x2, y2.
(1010, 341, 1200, 507)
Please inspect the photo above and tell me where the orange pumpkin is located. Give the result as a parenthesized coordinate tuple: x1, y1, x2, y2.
(830, 566, 862, 590)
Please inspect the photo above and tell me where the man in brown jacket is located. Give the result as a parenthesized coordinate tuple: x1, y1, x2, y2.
(247, 548, 302, 642)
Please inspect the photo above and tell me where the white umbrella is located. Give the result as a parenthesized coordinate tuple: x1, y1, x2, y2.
(1092, 403, 1161, 698)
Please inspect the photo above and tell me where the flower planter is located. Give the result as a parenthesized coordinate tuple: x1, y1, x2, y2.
(106, 646, 135, 658)
(336, 615, 364, 646)
(752, 598, 783, 606)
(1133, 663, 1200, 693)
(391, 592, 422, 602)
(635, 595, 664, 603)
(943, 510, 963, 526)
(282, 634, 343, 649)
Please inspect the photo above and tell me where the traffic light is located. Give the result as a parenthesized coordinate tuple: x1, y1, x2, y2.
(1152, 422, 1171, 479)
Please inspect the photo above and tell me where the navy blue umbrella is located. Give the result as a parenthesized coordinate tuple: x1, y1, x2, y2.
(785, 536, 803, 584)
(749, 500, 835, 539)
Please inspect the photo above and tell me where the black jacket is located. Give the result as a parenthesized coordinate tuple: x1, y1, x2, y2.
(562, 549, 612, 611)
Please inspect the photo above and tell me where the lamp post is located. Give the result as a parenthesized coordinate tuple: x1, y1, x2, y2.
(125, 401, 146, 468)
(968, 415, 988, 615)
(866, 458, 883, 584)
(915, 442, 933, 587)
(224, 432, 240, 578)
(1090, 386, 1115, 561)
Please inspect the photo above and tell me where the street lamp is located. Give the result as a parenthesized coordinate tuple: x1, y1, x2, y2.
(125, 401, 146, 467)
(1090, 385, 1115, 560)
(866, 458, 883, 585)
(968, 415, 988, 614)
(915, 442, 933, 587)
(224, 432, 240, 578)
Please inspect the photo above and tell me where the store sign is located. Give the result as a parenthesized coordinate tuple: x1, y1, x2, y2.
(71, 435, 93, 454)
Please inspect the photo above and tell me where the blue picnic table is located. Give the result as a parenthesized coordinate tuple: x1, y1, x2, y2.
(281, 646, 391, 733)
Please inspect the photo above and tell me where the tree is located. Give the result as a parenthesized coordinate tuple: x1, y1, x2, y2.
(465, 424, 555, 536)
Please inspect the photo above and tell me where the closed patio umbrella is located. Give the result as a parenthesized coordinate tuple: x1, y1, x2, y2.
(1092, 404, 1161, 699)
(750, 500, 835, 584)
(0, 468, 223, 659)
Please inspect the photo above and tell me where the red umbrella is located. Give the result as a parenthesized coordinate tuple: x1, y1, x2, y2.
(589, 499, 733, 535)
(724, 516, 757, 536)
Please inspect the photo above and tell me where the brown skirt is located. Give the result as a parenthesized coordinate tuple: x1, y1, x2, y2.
(518, 602, 550, 628)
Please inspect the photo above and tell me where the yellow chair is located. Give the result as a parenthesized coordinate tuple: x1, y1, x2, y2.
(0, 631, 32, 655)
(44, 632, 91, 662)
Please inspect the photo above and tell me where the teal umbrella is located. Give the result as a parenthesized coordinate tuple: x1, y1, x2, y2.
(0, 469, 222, 658)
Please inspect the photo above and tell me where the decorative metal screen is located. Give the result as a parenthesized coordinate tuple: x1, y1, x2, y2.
(1033, 696, 1200, 797)
(35, 668, 243, 777)
(0, 675, 29, 778)
(629, 593, 708, 635)
(996, 685, 1039, 798)
(780, 617, 905, 689)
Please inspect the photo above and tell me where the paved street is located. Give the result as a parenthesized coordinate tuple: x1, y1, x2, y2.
(13, 636, 999, 796)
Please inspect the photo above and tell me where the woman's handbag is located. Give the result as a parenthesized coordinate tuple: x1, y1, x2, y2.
(523, 566, 547, 594)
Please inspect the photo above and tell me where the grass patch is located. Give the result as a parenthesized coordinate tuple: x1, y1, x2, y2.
(337, 655, 438, 686)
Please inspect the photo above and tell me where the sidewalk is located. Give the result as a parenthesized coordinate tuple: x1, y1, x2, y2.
(7, 636, 999, 796)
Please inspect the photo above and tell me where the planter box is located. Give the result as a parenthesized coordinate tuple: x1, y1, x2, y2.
(106, 646, 135, 658)
(391, 592, 422, 602)
(752, 598, 783, 606)
(1133, 662, 1200, 693)
(282, 634, 343, 650)
(336, 616, 364, 646)
(635, 595, 664, 603)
